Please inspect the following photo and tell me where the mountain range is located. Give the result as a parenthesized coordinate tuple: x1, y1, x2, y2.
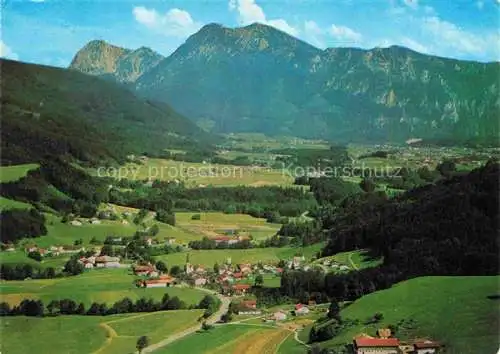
(70, 22, 500, 145)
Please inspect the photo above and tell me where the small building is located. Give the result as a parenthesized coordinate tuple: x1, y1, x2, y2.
(241, 300, 257, 309)
(295, 304, 310, 315)
(165, 238, 176, 245)
(412, 340, 441, 354)
(143, 275, 176, 288)
(238, 264, 252, 274)
(95, 256, 121, 268)
(194, 277, 208, 286)
(232, 284, 251, 295)
(273, 311, 287, 321)
(353, 337, 400, 354)
(145, 238, 153, 246)
(89, 218, 101, 225)
(233, 272, 244, 279)
(70, 220, 82, 226)
(134, 264, 156, 276)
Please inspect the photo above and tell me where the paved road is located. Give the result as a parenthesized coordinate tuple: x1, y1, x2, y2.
(143, 288, 231, 353)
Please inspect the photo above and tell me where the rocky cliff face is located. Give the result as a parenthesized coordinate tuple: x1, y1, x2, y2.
(70, 23, 500, 144)
(70, 41, 162, 83)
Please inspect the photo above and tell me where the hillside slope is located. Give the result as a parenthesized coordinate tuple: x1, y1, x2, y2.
(1, 59, 212, 165)
(320, 276, 499, 354)
(71, 23, 500, 144)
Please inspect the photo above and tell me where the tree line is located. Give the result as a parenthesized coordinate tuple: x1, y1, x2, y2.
(0, 294, 218, 318)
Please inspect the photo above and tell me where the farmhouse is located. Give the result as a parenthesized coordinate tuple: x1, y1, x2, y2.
(410, 339, 441, 354)
(237, 301, 261, 315)
(133, 264, 157, 277)
(272, 311, 287, 321)
(232, 284, 251, 295)
(295, 303, 310, 315)
(353, 337, 400, 354)
(211, 236, 239, 245)
(95, 256, 121, 268)
(238, 263, 252, 273)
(194, 277, 208, 286)
(143, 275, 176, 288)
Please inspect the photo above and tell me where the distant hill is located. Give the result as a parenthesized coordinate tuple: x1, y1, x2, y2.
(70, 23, 500, 145)
(1, 59, 212, 166)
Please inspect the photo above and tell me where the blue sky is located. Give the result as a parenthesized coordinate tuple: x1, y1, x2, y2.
(1, 0, 499, 67)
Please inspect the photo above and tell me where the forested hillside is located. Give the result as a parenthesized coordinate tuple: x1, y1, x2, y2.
(1, 59, 213, 166)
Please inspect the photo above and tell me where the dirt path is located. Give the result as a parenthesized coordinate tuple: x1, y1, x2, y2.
(348, 252, 359, 270)
(92, 323, 118, 354)
(142, 289, 231, 353)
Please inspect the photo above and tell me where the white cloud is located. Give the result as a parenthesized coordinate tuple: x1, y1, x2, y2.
(422, 16, 486, 55)
(303, 20, 325, 47)
(329, 24, 362, 43)
(229, 0, 299, 36)
(403, 0, 418, 9)
(401, 37, 429, 54)
(133, 6, 202, 38)
(0, 41, 19, 60)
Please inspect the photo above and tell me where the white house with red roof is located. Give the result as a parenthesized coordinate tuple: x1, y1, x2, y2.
(353, 337, 400, 354)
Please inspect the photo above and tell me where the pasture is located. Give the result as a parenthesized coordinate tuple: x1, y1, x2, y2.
(175, 212, 281, 241)
(154, 243, 324, 268)
(159, 323, 291, 354)
(0, 310, 203, 354)
(0, 163, 39, 183)
(0, 196, 32, 210)
(315, 276, 500, 354)
(0, 268, 206, 308)
(113, 158, 294, 187)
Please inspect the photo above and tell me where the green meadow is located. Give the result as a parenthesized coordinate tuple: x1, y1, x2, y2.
(0, 163, 39, 183)
(158, 324, 277, 354)
(154, 243, 324, 268)
(0, 196, 32, 210)
(299, 276, 500, 354)
(0, 268, 206, 307)
(0, 309, 203, 354)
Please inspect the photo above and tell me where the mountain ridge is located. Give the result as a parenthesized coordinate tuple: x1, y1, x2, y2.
(69, 22, 500, 145)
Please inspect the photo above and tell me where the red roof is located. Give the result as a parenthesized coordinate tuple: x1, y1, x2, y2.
(242, 300, 256, 307)
(414, 341, 441, 349)
(233, 284, 251, 290)
(275, 268, 283, 273)
(212, 236, 232, 241)
(233, 272, 243, 278)
(295, 304, 303, 310)
(355, 338, 400, 347)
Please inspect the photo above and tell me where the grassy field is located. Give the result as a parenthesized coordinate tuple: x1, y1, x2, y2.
(0, 163, 39, 182)
(159, 324, 291, 354)
(155, 243, 324, 268)
(175, 212, 281, 241)
(0, 196, 33, 210)
(0, 268, 206, 308)
(0, 310, 203, 354)
(110, 158, 294, 187)
(313, 276, 500, 354)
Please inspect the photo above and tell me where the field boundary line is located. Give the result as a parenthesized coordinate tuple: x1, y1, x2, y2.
(92, 322, 118, 354)
(274, 330, 294, 354)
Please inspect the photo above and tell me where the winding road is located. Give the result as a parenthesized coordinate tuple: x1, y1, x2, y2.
(143, 288, 231, 353)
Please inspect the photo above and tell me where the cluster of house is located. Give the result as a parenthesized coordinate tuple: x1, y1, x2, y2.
(231, 299, 314, 321)
(353, 329, 441, 354)
(210, 234, 250, 245)
(321, 258, 350, 272)
(78, 255, 121, 268)
(132, 263, 177, 288)
(69, 217, 102, 226)
(23, 244, 87, 257)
